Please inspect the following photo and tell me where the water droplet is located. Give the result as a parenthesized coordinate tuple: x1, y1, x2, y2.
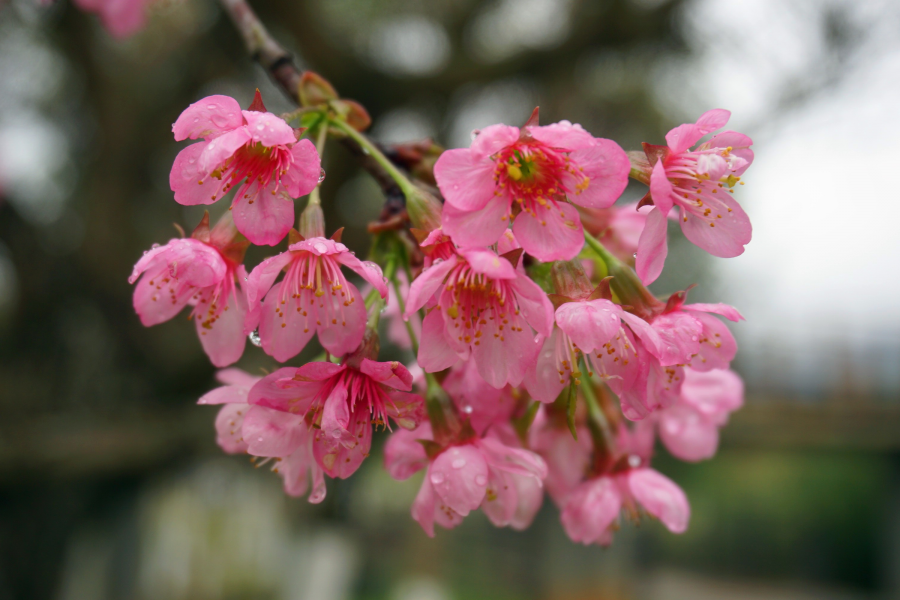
(452, 458, 466, 469)
(431, 472, 445, 484)
(313, 242, 328, 253)
(432, 258, 444, 266)
(249, 329, 262, 346)
(462, 405, 473, 414)
(475, 475, 487, 486)
(691, 336, 699, 342)
(318, 168, 326, 184)
(628, 454, 641, 468)
(633, 252, 637, 258)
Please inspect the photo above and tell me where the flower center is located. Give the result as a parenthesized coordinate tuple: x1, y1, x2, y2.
(442, 261, 523, 346)
(202, 141, 294, 203)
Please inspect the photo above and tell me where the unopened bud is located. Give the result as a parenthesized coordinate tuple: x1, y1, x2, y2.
(298, 71, 338, 107)
(299, 202, 325, 239)
(551, 260, 593, 300)
(406, 184, 443, 231)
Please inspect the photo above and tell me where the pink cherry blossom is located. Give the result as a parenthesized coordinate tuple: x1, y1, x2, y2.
(523, 298, 660, 405)
(443, 360, 517, 435)
(248, 359, 424, 478)
(529, 407, 592, 506)
(435, 120, 630, 261)
(245, 237, 387, 362)
(129, 230, 249, 368)
(636, 109, 754, 284)
(73, 0, 151, 38)
(197, 369, 326, 502)
(170, 95, 321, 246)
(658, 368, 744, 461)
(385, 426, 547, 537)
(404, 246, 554, 388)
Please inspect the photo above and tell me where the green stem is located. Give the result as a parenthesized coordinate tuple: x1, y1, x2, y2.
(580, 371, 615, 454)
(329, 117, 417, 198)
(306, 120, 329, 207)
(583, 231, 663, 317)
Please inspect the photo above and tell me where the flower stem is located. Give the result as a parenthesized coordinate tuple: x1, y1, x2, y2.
(329, 118, 417, 198)
(306, 121, 329, 207)
(579, 368, 617, 468)
(583, 231, 663, 318)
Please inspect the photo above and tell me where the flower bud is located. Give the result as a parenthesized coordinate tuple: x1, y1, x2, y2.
(550, 260, 593, 300)
(406, 184, 443, 232)
(298, 71, 338, 107)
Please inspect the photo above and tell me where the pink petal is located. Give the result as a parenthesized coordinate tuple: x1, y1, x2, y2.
(197, 127, 252, 174)
(434, 148, 498, 211)
(441, 197, 510, 248)
(523, 332, 568, 404)
(497, 230, 521, 255)
(555, 299, 620, 354)
(458, 248, 517, 280)
(417, 309, 461, 372)
(444, 362, 516, 434)
(98, 0, 147, 38)
(687, 311, 737, 372)
(241, 110, 296, 146)
(335, 254, 388, 298)
(320, 383, 350, 439)
(472, 312, 539, 388)
(651, 311, 703, 366)
(481, 466, 517, 527)
(430, 445, 489, 516)
(131, 264, 193, 326)
(245, 251, 294, 306)
(172, 95, 243, 141)
(681, 368, 744, 420)
(247, 366, 322, 413)
(215, 368, 259, 388)
(199, 383, 249, 406)
(659, 404, 720, 461)
(695, 108, 731, 134)
(170, 143, 218, 206)
(360, 358, 413, 391)
(194, 284, 247, 367)
(476, 436, 547, 480)
(315, 281, 367, 357)
(560, 477, 622, 545)
(405, 255, 458, 315)
(683, 303, 744, 322)
(313, 411, 372, 479)
(706, 131, 754, 175)
(649, 159, 674, 215)
(258, 282, 317, 362)
(679, 194, 751, 258)
(665, 123, 705, 154)
(527, 121, 595, 151)
(509, 275, 554, 337)
(591, 326, 642, 396)
(618, 311, 663, 358)
(626, 468, 690, 533)
(213, 403, 250, 454)
(385, 390, 426, 430)
(411, 471, 438, 537)
(509, 472, 544, 530)
(242, 405, 306, 457)
(512, 201, 584, 262)
(384, 424, 431, 480)
(635, 207, 669, 285)
(281, 139, 321, 197)
(565, 139, 630, 209)
(231, 182, 295, 246)
(470, 124, 520, 158)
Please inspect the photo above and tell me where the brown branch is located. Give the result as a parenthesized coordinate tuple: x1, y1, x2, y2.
(217, 0, 401, 198)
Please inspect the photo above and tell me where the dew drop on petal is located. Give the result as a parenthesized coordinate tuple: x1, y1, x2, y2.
(628, 454, 641, 468)
(475, 474, 487, 486)
(249, 329, 262, 346)
(452, 458, 466, 469)
(431, 472, 445, 484)
(462, 405, 473, 414)
(691, 336, 699, 342)
(318, 168, 326, 184)
(313, 242, 328, 253)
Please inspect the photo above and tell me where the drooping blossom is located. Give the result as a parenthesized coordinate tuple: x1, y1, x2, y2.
(169, 94, 321, 246)
(72, 0, 152, 38)
(384, 425, 547, 536)
(635, 109, 753, 284)
(404, 246, 554, 389)
(529, 407, 592, 506)
(197, 368, 325, 502)
(435, 117, 630, 261)
(442, 360, 518, 435)
(560, 424, 690, 545)
(129, 214, 249, 367)
(657, 368, 744, 461)
(247, 355, 424, 479)
(245, 236, 387, 362)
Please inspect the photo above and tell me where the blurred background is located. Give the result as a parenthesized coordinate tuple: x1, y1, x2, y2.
(1, 0, 899, 598)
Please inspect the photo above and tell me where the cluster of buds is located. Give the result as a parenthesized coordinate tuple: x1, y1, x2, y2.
(131, 83, 753, 545)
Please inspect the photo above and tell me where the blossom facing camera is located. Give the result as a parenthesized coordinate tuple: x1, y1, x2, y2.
(435, 116, 630, 261)
(635, 109, 754, 284)
(245, 236, 387, 362)
(170, 93, 321, 246)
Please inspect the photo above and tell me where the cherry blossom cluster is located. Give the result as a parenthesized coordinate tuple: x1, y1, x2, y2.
(130, 81, 753, 545)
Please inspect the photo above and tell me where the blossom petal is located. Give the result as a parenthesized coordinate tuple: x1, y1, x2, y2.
(659, 404, 720, 461)
(509, 275, 554, 337)
(523, 332, 568, 403)
(241, 110, 296, 146)
(681, 368, 744, 420)
(680, 194, 751, 258)
(649, 159, 674, 215)
(527, 121, 595, 151)
(213, 403, 250, 454)
(683, 303, 744, 321)
(513, 201, 584, 262)
(384, 424, 431, 480)
(706, 131, 754, 175)
(417, 309, 461, 372)
(555, 299, 620, 354)
(434, 148, 498, 211)
(316, 281, 367, 357)
(281, 139, 321, 197)
(335, 253, 388, 298)
(320, 383, 350, 440)
(170, 143, 218, 206)
(194, 283, 247, 368)
(441, 197, 510, 248)
(565, 138, 630, 209)
(459, 248, 517, 280)
(231, 183, 295, 246)
(477, 436, 547, 480)
(635, 207, 669, 285)
(430, 445, 489, 516)
(651, 311, 703, 366)
(470, 124, 520, 158)
(242, 405, 306, 457)
(248, 366, 320, 413)
(411, 471, 438, 537)
(560, 477, 622, 545)
(172, 95, 243, 141)
(215, 368, 260, 388)
(481, 467, 517, 527)
(360, 358, 413, 391)
(626, 468, 690, 533)
(405, 255, 458, 315)
(258, 282, 317, 362)
(687, 311, 737, 371)
(198, 127, 252, 174)
(473, 312, 538, 388)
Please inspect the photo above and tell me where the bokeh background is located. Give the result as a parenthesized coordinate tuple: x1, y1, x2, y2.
(1, 0, 899, 598)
